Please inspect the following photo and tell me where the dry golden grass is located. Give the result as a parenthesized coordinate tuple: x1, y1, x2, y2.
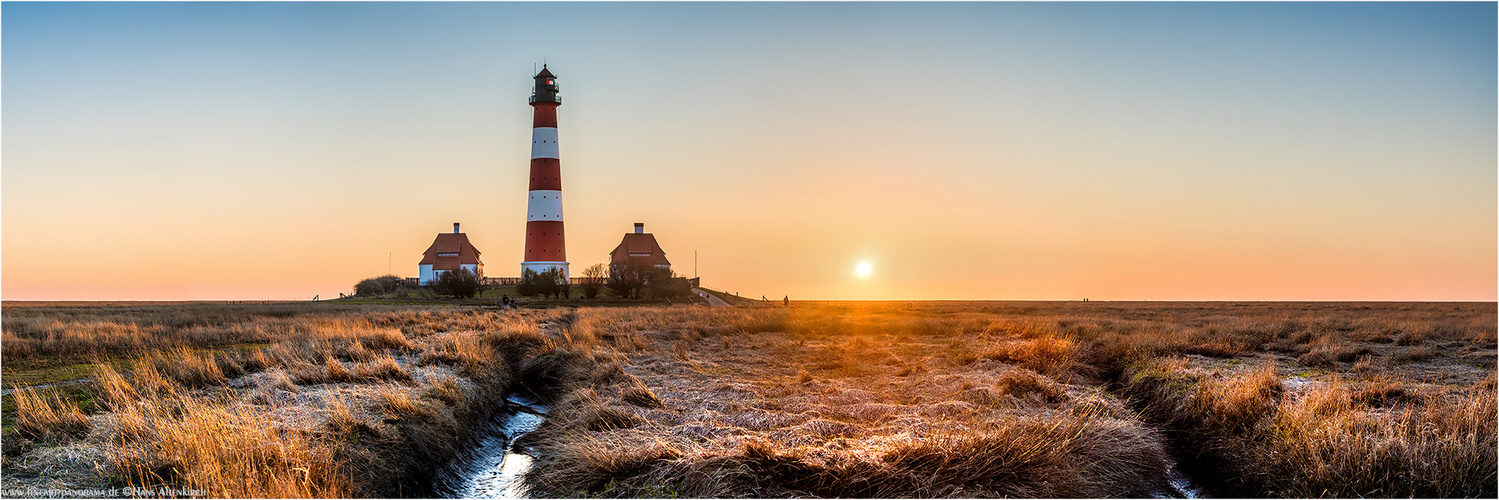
(519, 305, 1177, 497)
(1262, 377, 1497, 497)
(517, 301, 1495, 498)
(4, 300, 1493, 498)
(97, 363, 353, 498)
(9, 386, 92, 441)
(2, 303, 582, 497)
(1124, 360, 1497, 497)
(1120, 347, 1494, 495)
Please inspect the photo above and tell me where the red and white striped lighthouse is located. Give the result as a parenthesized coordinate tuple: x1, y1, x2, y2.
(521, 65, 569, 279)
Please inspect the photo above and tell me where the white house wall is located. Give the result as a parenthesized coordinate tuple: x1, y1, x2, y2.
(420, 264, 482, 285)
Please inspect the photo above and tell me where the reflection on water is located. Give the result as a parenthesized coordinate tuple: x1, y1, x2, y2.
(433, 395, 547, 499)
(1163, 462, 1206, 498)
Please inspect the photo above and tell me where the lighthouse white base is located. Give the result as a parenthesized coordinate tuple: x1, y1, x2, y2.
(520, 261, 570, 281)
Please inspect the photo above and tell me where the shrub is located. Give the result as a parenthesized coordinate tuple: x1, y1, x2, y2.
(607, 259, 654, 299)
(517, 269, 540, 297)
(355, 275, 406, 296)
(646, 269, 689, 300)
(430, 267, 480, 299)
(542, 268, 570, 299)
(519, 267, 569, 298)
(579, 263, 607, 299)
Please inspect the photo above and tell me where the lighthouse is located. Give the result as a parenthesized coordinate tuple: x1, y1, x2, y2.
(520, 65, 569, 279)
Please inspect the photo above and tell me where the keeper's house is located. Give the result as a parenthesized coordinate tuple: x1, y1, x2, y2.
(610, 223, 671, 271)
(419, 223, 484, 285)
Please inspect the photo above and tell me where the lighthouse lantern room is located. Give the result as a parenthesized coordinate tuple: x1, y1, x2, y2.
(520, 65, 570, 279)
(530, 66, 560, 104)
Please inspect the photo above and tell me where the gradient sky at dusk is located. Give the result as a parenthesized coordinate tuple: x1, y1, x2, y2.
(4, 2, 1495, 301)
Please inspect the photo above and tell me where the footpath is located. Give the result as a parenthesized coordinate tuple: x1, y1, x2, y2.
(691, 288, 732, 308)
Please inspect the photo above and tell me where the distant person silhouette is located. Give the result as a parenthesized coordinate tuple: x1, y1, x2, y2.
(784, 295, 789, 307)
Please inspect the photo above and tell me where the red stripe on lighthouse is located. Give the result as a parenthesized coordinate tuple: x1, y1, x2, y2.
(524, 221, 567, 261)
(528, 158, 562, 191)
(532, 105, 558, 127)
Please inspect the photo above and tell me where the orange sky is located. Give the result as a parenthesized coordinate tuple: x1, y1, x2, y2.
(3, 3, 1494, 301)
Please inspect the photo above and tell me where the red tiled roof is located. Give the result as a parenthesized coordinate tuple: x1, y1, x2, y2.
(420, 233, 483, 270)
(610, 233, 670, 267)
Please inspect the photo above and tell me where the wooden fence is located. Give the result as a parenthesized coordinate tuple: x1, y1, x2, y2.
(480, 277, 604, 286)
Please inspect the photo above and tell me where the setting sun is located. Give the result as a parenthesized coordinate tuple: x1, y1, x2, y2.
(856, 262, 872, 277)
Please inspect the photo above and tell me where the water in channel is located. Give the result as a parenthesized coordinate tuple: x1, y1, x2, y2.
(432, 395, 548, 499)
(429, 394, 1202, 499)
(1164, 461, 1206, 498)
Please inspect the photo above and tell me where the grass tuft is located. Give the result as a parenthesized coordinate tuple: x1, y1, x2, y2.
(994, 368, 1066, 403)
(10, 386, 92, 441)
(621, 383, 664, 408)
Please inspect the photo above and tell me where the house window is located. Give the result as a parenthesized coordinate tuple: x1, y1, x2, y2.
(437, 252, 459, 257)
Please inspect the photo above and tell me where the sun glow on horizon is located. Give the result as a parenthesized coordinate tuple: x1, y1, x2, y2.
(856, 262, 872, 277)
